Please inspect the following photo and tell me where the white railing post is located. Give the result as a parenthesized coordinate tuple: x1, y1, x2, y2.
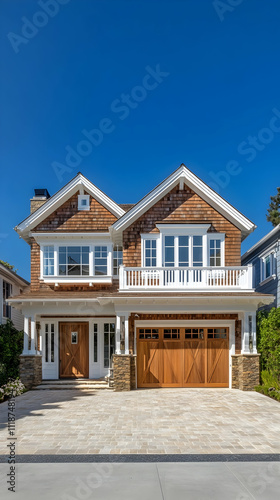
(247, 263, 253, 289)
(119, 265, 124, 289)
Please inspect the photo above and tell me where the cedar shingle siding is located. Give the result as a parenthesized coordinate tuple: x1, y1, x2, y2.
(123, 183, 241, 267)
(34, 192, 117, 232)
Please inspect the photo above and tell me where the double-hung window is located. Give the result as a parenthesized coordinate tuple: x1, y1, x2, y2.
(94, 246, 108, 275)
(209, 239, 221, 266)
(144, 239, 157, 267)
(43, 246, 54, 275)
(113, 245, 123, 276)
(59, 246, 90, 276)
(261, 252, 276, 282)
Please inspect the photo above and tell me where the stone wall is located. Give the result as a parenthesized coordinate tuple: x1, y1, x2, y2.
(231, 354, 260, 391)
(20, 355, 42, 389)
(231, 355, 239, 389)
(113, 354, 136, 391)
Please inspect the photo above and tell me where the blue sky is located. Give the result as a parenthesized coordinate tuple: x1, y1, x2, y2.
(0, 0, 279, 280)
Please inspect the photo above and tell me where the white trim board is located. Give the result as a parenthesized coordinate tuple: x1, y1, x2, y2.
(111, 164, 256, 239)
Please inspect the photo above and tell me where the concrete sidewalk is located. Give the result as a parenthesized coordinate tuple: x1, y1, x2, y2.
(1, 462, 280, 499)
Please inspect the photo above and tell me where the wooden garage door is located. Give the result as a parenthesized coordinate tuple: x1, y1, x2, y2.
(60, 322, 89, 378)
(137, 327, 229, 388)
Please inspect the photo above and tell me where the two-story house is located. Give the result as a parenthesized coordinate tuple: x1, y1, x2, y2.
(0, 262, 29, 331)
(9, 165, 274, 391)
(242, 224, 280, 310)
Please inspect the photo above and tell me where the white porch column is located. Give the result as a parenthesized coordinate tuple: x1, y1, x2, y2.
(23, 316, 29, 354)
(30, 316, 36, 354)
(115, 314, 121, 354)
(251, 312, 257, 354)
(124, 314, 129, 354)
(242, 312, 250, 354)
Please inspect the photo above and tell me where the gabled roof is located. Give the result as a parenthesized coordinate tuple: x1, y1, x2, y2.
(0, 262, 29, 287)
(111, 164, 256, 240)
(15, 173, 125, 241)
(241, 224, 280, 262)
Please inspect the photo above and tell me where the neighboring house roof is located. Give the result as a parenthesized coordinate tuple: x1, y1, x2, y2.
(111, 164, 256, 240)
(15, 172, 126, 242)
(241, 224, 280, 262)
(0, 262, 29, 288)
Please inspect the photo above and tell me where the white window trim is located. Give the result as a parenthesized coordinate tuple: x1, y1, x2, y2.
(207, 234, 225, 267)
(260, 250, 276, 283)
(78, 194, 90, 211)
(112, 245, 123, 277)
(40, 241, 113, 283)
(141, 234, 160, 267)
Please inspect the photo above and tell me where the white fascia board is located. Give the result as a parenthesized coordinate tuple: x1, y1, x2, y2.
(15, 174, 125, 238)
(31, 232, 112, 242)
(111, 165, 256, 236)
(241, 225, 280, 261)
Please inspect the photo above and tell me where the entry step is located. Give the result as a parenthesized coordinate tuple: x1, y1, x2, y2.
(34, 379, 112, 390)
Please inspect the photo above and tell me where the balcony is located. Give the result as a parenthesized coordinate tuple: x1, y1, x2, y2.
(119, 265, 253, 291)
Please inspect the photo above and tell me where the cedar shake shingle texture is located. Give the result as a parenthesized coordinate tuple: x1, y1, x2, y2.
(123, 183, 241, 267)
(34, 191, 117, 232)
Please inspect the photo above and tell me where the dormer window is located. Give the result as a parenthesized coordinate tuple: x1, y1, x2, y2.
(78, 195, 90, 211)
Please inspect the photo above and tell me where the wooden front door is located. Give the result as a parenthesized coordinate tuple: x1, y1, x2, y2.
(59, 322, 89, 378)
(137, 327, 229, 388)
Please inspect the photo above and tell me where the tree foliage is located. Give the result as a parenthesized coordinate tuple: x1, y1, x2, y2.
(257, 308, 280, 380)
(0, 321, 23, 386)
(266, 187, 280, 227)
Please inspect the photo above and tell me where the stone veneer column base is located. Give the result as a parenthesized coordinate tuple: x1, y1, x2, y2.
(20, 355, 42, 390)
(113, 354, 136, 391)
(231, 354, 260, 391)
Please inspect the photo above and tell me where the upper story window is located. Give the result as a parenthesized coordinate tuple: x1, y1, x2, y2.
(141, 225, 225, 268)
(113, 245, 123, 276)
(43, 245, 54, 276)
(94, 246, 107, 275)
(260, 251, 276, 282)
(144, 239, 157, 267)
(164, 235, 203, 267)
(3, 281, 12, 319)
(209, 239, 221, 266)
(59, 246, 90, 276)
(42, 243, 111, 279)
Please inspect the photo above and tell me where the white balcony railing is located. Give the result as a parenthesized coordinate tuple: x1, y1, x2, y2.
(119, 265, 253, 291)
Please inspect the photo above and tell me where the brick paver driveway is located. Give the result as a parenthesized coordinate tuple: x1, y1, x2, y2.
(1, 389, 280, 455)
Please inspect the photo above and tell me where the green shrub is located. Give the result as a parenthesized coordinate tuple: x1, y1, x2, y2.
(255, 370, 280, 402)
(0, 321, 23, 387)
(257, 307, 280, 380)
